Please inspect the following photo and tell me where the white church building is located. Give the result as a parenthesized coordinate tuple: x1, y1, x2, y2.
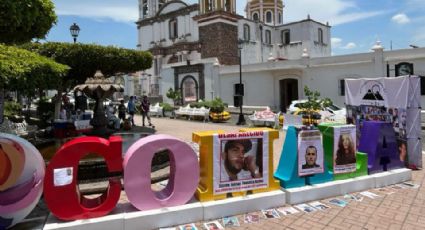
(136, 0, 425, 111)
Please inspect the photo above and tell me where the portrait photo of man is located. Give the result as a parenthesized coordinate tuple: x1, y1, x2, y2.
(220, 139, 261, 181)
(302, 146, 320, 169)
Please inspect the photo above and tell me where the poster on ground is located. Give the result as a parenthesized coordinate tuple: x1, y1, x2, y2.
(213, 131, 269, 195)
(333, 125, 356, 174)
(297, 129, 324, 177)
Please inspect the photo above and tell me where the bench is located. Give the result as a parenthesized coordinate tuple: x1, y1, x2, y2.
(149, 103, 163, 117)
(0, 118, 38, 139)
(175, 105, 210, 122)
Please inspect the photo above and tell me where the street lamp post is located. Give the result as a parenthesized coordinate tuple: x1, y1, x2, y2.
(69, 23, 80, 43)
(236, 39, 246, 125)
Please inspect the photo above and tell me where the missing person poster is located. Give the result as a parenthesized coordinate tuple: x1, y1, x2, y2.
(333, 125, 357, 174)
(298, 130, 324, 177)
(212, 131, 269, 195)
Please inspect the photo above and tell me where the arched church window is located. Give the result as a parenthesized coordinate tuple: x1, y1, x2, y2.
(318, 28, 323, 44)
(265, 30, 271, 44)
(169, 18, 178, 39)
(243, 24, 250, 41)
(266, 11, 272, 23)
(281, 29, 290, 45)
(252, 12, 259, 21)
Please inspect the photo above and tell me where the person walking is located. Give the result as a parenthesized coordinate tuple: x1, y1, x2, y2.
(127, 96, 136, 126)
(140, 96, 152, 126)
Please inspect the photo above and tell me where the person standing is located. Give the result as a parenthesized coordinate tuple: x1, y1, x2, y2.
(140, 96, 152, 126)
(127, 96, 136, 126)
(118, 100, 126, 122)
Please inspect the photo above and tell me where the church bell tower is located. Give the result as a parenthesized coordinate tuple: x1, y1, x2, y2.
(195, 0, 241, 65)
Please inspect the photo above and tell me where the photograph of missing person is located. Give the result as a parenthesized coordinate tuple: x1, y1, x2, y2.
(397, 138, 408, 163)
(334, 126, 357, 174)
(243, 213, 260, 223)
(309, 201, 330, 210)
(222, 216, 240, 227)
(277, 206, 300, 216)
(178, 223, 198, 230)
(328, 198, 347, 207)
(261, 209, 280, 219)
(220, 138, 262, 181)
(295, 204, 317, 213)
(203, 221, 224, 230)
(298, 130, 324, 177)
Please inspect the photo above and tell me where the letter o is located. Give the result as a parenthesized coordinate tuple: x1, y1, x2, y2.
(124, 134, 199, 210)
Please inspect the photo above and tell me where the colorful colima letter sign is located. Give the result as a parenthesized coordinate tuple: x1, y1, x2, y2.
(44, 136, 123, 220)
(0, 134, 45, 229)
(44, 134, 199, 220)
(124, 134, 199, 210)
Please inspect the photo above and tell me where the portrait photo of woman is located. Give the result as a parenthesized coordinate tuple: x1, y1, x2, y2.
(335, 133, 356, 165)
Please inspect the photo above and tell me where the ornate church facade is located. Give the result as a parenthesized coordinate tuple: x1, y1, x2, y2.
(137, 0, 425, 111)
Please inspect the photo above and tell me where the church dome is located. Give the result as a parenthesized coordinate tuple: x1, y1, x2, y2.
(246, 0, 284, 25)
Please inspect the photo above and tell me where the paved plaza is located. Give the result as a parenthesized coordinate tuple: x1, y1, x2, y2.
(12, 115, 425, 230)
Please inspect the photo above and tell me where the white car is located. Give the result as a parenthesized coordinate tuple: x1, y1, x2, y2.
(287, 100, 346, 117)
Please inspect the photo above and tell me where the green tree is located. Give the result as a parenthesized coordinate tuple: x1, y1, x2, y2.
(22, 42, 153, 86)
(0, 44, 69, 90)
(0, 0, 57, 44)
(166, 88, 182, 106)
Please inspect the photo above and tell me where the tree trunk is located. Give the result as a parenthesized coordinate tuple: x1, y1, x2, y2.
(54, 88, 62, 119)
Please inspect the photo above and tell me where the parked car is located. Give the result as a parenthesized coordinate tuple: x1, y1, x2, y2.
(287, 100, 346, 117)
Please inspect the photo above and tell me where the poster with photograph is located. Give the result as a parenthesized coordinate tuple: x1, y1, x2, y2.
(345, 76, 422, 168)
(203, 221, 224, 230)
(333, 125, 356, 174)
(277, 206, 300, 215)
(298, 130, 324, 177)
(222, 216, 240, 227)
(213, 131, 269, 194)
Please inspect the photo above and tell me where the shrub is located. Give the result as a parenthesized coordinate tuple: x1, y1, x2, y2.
(4, 101, 22, 118)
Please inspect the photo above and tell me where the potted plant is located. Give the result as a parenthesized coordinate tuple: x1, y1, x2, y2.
(298, 86, 332, 126)
(160, 102, 174, 117)
(209, 97, 231, 122)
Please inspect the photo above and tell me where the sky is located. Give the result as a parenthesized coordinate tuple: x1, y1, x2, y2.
(48, 0, 425, 56)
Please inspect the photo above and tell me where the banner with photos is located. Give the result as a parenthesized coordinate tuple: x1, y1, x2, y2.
(297, 130, 324, 177)
(333, 125, 357, 174)
(212, 131, 269, 194)
(345, 76, 422, 168)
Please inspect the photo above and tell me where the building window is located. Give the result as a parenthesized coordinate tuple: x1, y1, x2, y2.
(252, 12, 259, 21)
(224, 0, 231, 11)
(278, 12, 282, 24)
(420, 76, 425, 95)
(142, 0, 148, 17)
(243, 24, 250, 41)
(318, 28, 323, 44)
(169, 18, 178, 39)
(265, 30, 271, 44)
(339, 79, 345, 96)
(266, 11, 272, 23)
(281, 29, 290, 45)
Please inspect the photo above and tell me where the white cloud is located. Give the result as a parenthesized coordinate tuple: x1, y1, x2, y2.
(391, 13, 410, 24)
(331, 37, 343, 48)
(283, 0, 387, 26)
(342, 42, 357, 49)
(53, 0, 138, 23)
(332, 37, 356, 50)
